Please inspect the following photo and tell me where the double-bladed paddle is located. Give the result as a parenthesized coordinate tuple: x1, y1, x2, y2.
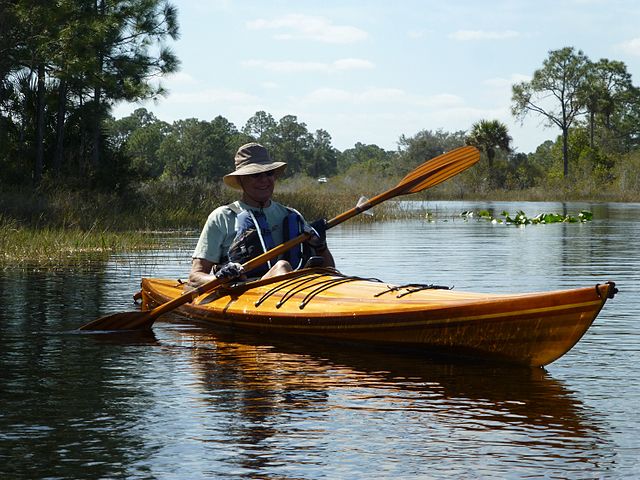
(79, 145, 480, 331)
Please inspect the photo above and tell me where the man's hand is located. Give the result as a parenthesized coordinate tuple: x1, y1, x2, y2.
(215, 262, 245, 280)
(305, 218, 328, 253)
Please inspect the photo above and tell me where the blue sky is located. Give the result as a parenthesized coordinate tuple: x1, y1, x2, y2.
(113, 0, 640, 154)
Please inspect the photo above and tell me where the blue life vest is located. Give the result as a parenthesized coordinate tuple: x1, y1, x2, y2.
(281, 209, 309, 270)
(227, 206, 310, 277)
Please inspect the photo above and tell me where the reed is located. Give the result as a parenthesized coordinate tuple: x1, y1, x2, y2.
(276, 174, 403, 221)
(1, 164, 637, 268)
(0, 215, 161, 269)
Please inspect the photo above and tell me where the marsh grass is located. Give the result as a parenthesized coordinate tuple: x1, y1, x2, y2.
(0, 174, 407, 267)
(277, 173, 410, 221)
(1, 162, 632, 268)
(0, 215, 163, 269)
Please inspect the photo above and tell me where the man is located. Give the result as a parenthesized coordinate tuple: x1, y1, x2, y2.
(189, 142, 334, 286)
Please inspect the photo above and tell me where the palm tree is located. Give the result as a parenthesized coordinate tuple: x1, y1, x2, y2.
(466, 119, 512, 168)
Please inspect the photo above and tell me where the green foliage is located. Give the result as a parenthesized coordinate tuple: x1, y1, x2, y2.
(512, 47, 591, 177)
(338, 142, 396, 175)
(242, 110, 277, 144)
(396, 129, 467, 174)
(0, 0, 180, 187)
(502, 153, 543, 190)
(512, 46, 640, 180)
(157, 117, 240, 180)
(611, 149, 640, 200)
(460, 209, 593, 225)
(465, 119, 512, 166)
(3, 3, 640, 205)
(581, 58, 637, 153)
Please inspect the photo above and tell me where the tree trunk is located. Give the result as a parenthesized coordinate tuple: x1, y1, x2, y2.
(562, 127, 569, 177)
(53, 80, 67, 176)
(487, 148, 495, 169)
(92, 85, 101, 169)
(34, 63, 46, 185)
(91, 0, 106, 171)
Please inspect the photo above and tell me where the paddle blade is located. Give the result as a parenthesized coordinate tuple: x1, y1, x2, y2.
(78, 310, 155, 331)
(400, 145, 480, 193)
(406, 153, 479, 193)
(328, 146, 480, 228)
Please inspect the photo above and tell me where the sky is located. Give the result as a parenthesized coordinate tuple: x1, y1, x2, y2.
(113, 0, 640, 154)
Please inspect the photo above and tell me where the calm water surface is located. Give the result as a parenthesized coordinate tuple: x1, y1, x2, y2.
(1, 201, 639, 479)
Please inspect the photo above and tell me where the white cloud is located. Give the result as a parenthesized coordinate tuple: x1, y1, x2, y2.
(484, 74, 531, 88)
(242, 60, 330, 73)
(449, 30, 520, 41)
(419, 93, 466, 108)
(246, 14, 368, 44)
(300, 88, 465, 108)
(618, 37, 640, 56)
(359, 88, 407, 102)
(301, 87, 405, 105)
(167, 88, 257, 105)
(241, 58, 374, 73)
(164, 71, 199, 86)
(302, 88, 352, 103)
(333, 58, 375, 70)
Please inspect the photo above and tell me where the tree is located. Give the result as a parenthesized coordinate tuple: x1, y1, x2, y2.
(271, 115, 311, 175)
(105, 109, 171, 179)
(338, 142, 393, 174)
(397, 129, 466, 175)
(465, 119, 512, 168)
(308, 129, 338, 177)
(2, 0, 61, 184)
(208, 115, 242, 177)
(242, 110, 277, 144)
(0, 0, 180, 186)
(158, 117, 240, 180)
(107, 108, 158, 149)
(581, 59, 634, 149)
(86, 0, 180, 170)
(501, 152, 542, 190)
(158, 119, 210, 179)
(611, 86, 640, 152)
(512, 47, 590, 177)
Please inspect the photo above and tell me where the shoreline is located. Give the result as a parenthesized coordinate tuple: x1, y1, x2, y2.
(0, 197, 606, 268)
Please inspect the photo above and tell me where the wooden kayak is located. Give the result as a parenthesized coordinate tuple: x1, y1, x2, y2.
(137, 268, 617, 367)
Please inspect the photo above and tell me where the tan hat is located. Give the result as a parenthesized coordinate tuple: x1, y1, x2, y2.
(223, 143, 287, 190)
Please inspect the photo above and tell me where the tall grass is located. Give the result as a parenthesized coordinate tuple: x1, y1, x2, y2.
(0, 214, 158, 268)
(2, 161, 638, 268)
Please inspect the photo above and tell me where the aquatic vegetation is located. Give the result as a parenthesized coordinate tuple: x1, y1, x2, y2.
(0, 215, 166, 269)
(460, 210, 593, 225)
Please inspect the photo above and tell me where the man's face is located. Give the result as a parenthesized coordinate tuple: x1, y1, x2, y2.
(239, 171, 276, 205)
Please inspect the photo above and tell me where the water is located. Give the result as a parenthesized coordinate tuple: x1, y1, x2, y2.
(1, 201, 639, 479)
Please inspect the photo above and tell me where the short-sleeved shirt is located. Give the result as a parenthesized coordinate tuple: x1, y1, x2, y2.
(192, 200, 300, 264)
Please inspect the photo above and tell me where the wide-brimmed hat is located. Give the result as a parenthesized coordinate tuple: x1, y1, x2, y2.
(223, 142, 287, 190)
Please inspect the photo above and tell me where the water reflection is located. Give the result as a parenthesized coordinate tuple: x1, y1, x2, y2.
(136, 319, 612, 477)
(0, 269, 176, 479)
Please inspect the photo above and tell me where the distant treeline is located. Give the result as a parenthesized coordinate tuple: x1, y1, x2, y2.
(1, 1, 639, 202)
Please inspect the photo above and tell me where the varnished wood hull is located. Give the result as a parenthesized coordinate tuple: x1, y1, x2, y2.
(139, 269, 616, 367)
